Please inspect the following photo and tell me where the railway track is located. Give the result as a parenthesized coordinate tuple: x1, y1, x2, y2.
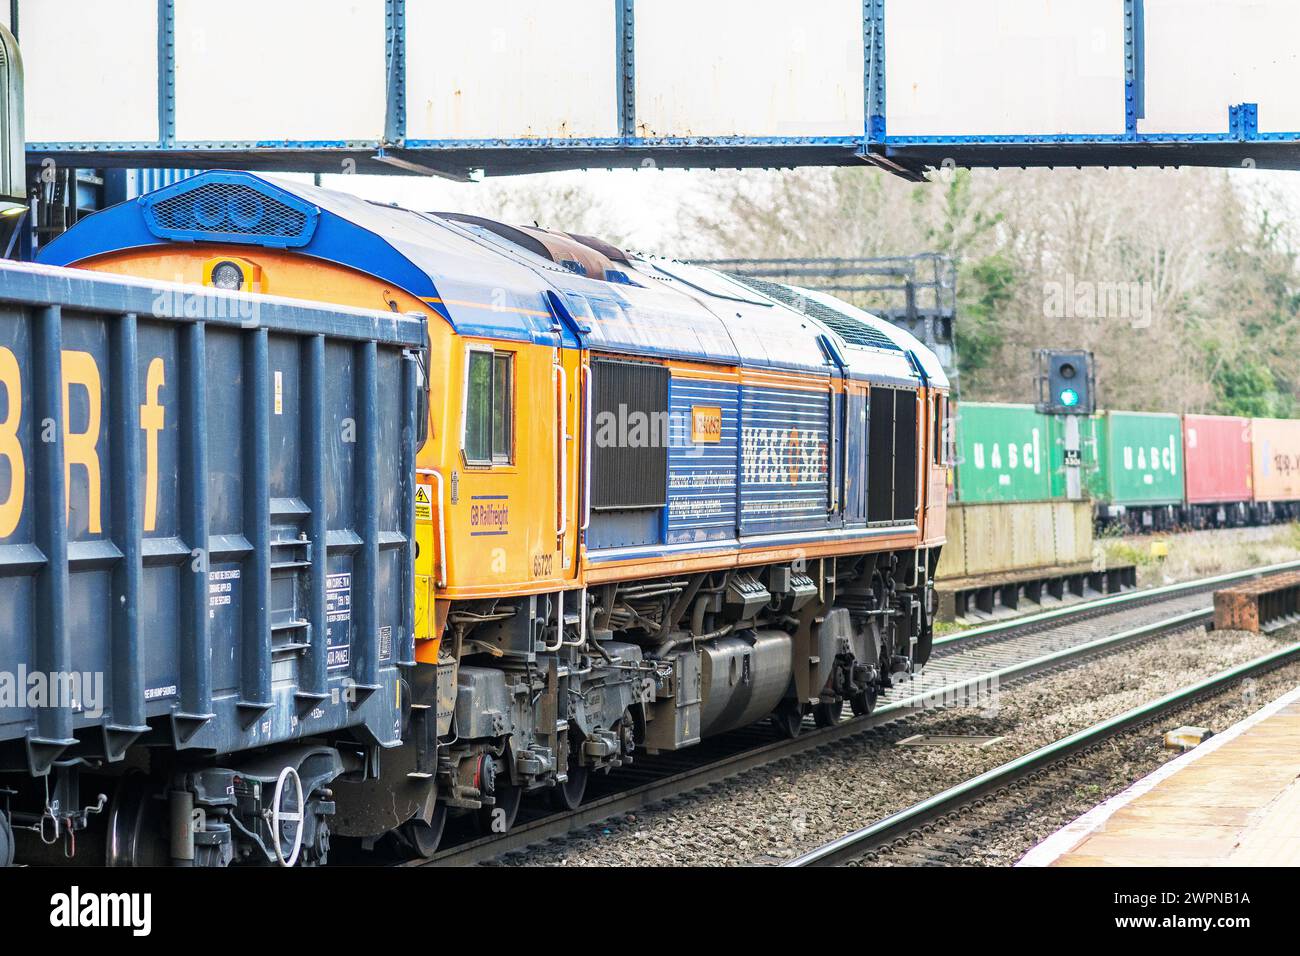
(785, 641, 1300, 866)
(411, 560, 1300, 867)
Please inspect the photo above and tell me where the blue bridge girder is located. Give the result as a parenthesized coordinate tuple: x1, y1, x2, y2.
(9, 0, 1300, 181)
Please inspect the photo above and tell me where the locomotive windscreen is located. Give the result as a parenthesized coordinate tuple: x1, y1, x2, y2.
(590, 358, 670, 511)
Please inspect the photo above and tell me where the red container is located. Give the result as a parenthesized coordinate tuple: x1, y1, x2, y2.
(1183, 414, 1253, 504)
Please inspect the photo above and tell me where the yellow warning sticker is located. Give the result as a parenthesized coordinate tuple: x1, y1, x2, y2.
(415, 484, 432, 522)
(691, 406, 722, 443)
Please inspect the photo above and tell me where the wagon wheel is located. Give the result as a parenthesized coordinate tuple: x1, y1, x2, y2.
(398, 799, 448, 860)
(0, 808, 13, 867)
(106, 770, 168, 867)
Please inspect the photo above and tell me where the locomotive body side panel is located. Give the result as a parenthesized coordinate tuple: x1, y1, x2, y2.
(737, 372, 834, 538)
(666, 368, 740, 546)
(922, 387, 949, 547)
(425, 334, 581, 600)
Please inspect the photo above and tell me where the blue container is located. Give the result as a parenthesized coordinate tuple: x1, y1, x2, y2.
(0, 261, 427, 774)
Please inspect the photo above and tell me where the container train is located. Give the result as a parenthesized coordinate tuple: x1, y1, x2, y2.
(0, 170, 949, 865)
(954, 402, 1300, 531)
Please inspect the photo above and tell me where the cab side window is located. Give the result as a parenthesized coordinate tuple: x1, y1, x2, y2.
(933, 397, 944, 465)
(464, 348, 513, 465)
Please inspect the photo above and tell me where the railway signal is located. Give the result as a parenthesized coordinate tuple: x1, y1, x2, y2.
(1037, 349, 1096, 415)
(1036, 350, 1096, 500)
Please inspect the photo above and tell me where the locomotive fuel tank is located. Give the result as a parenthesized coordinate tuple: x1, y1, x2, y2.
(698, 630, 794, 737)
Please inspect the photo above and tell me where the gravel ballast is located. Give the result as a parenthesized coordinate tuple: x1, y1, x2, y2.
(499, 623, 1300, 867)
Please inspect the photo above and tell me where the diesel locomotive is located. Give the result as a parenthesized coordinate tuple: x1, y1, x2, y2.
(15, 170, 949, 863)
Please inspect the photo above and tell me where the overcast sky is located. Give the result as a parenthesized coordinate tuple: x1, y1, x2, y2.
(294, 163, 1300, 254)
(306, 166, 704, 249)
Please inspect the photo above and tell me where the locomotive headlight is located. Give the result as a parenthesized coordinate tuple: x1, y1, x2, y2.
(210, 260, 245, 291)
(203, 256, 263, 293)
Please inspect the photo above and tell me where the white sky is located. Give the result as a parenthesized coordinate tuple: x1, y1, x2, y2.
(277, 166, 705, 250)
(280, 163, 1300, 254)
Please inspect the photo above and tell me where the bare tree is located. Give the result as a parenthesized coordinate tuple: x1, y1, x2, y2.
(681, 165, 1299, 414)
(473, 181, 626, 245)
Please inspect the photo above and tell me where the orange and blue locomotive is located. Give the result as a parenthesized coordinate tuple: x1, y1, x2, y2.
(35, 170, 949, 858)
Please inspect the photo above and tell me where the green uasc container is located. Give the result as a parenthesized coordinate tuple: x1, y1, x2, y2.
(1085, 410, 1184, 506)
(953, 403, 1056, 502)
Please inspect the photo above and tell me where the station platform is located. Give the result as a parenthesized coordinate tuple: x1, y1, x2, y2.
(1019, 684, 1300, 866)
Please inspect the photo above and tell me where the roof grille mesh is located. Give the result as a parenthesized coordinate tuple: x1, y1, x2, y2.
(727, 274, 901, 351)
(145, 182, 313, 244)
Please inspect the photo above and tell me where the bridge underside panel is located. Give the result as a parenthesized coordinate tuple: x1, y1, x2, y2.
(1139, 0, 1300, 137)
(885, 0, 1129, 139)
(14, 0, 1300, 179)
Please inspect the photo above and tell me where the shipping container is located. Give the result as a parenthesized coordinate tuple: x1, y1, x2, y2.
(1087, 410, 1184, 508)
(1250, 417, 1300, 503)
(936, 500, 1094, 580)
(1183, 414, 1253, 505)
(0, 261, 428, 775)
(952, 402, 1080, 503)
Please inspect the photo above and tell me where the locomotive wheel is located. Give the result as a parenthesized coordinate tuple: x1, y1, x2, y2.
(475, 755, 523, 836)
(398, 800, 447, 860)
(477, 783, 522, 836)
(850, 686, 879, 716)
(812, 699, 844, 728)
(772, 700, 804, 739)
(551, 743, 589, 812)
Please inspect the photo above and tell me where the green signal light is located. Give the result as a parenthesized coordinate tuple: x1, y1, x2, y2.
(1059, 388, 1080, 408)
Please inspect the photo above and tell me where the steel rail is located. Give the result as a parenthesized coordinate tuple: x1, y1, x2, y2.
(419, 602, 1221, 867)
(934, 557, 1300, 651)
(784, 641, 1300, 867)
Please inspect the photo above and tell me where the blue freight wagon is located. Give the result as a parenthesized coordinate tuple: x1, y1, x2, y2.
(0, 261, 427, 866)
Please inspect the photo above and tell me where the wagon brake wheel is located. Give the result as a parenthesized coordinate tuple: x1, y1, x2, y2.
(270, 766, 305, 868)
